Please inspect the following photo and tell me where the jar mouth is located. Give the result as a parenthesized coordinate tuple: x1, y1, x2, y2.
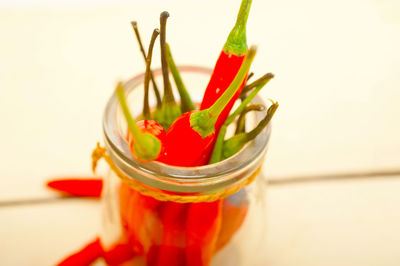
(103, 66, 271, 193)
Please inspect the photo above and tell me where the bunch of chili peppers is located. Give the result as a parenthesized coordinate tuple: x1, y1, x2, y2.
(50, 0, 279, 265)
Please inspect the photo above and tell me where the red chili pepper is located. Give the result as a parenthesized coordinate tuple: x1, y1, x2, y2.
(161, 46, 256, 167)
(102, 238, 136, 266)
(215, 189, 249, 252)
(159, 111, 215, 166)
(126, 119, 166, 160)
(200, 0, 253, 132)
(152, 47, 256, 266)
(57, 237, 136, 266)
(153, 202, 188, 266)
(186, 201, 223, 266)
(119, 117, 165, 261)
(57, 238, 103, 266)
(46, 178, 103, 198)
(120, 183, 162, 256)
(116, 82, 165, 161)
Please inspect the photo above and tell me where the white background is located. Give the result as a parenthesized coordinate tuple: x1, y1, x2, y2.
(1, 0, 400, 265)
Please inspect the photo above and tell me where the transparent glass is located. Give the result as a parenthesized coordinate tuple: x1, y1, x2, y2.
(100, 66, 271, 266)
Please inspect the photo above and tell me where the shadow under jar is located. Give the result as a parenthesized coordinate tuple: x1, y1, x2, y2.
(100, 66, 271, 266)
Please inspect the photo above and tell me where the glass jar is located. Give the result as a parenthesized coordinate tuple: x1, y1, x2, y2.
(98, 66, 271, 266)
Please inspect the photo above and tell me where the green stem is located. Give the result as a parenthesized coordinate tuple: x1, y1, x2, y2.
(166, 43, 196, 112)
(209, 73, 274, 164)
(208, 125, 227, 164)
(223, 0, 253, 55)
(116, 82, 161, 160)
(240, 73, 275, 97)
(160, 12, 175, 104)
(154, 12, 182, 129)
(246, 72, 254, 82)
(116, 82, 142, 140)
(235, 104, 265, 134)
(222, 101, 278, 159)
(239, 72, 254, 101)
(225, 73, 273, 125)
(190, 46, 257, 138)
(245, 101, 278, 141)
(142, 29, 160, 120)
(131, 21, 162, 108)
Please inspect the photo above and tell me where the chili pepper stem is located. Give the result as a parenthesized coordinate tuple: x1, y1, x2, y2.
(156, 11, 182, 129)
(222, 101, 278, 159)
(223, 0, 252, 55)
(235, 104, 265, 134)
(240, 72, 274, 97)
(166, 43, 196, 113)
(209, 74, 274, 163)
(131, 21, 162, 108)
(246, 72, 254, 82)
(227, 73, 274, 125)
(208, 125, 227, 163)
(143, 29, 160, 119)
(190, 46, 257, 138)
(116, 83, 161, 160)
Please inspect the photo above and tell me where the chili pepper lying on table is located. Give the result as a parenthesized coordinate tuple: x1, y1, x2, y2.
(57, 238, 103, 266)
(46, 178, 103, 198)
(57, 236, 136, 266)
(200, 0, 253, 132)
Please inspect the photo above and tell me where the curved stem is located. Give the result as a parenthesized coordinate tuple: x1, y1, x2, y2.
(143, 29, 160, 119)
(235, 104, 265, 134)
(166, 43, 195, 112)
(131, 21, 162, 107)
(246, 72, 254, 82)
(209, 74, 273, 163)
(116, 82, 145, 143)
(245, 101, 278, 141)
(116, 83, 161, 160)
(160, 11, 176, 104)
(222, 101, 278, 160)
(224, 72, 273, 126)
(240, 72, 274, 97)
(208, 125, 227, 164)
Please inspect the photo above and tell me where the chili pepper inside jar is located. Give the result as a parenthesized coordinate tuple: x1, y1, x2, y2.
(97, 67, 271, 266)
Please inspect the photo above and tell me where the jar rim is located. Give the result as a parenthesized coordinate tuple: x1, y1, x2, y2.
(103, 66, 271, 193)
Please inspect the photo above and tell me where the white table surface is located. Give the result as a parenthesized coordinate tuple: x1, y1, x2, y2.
(1, 0, 400, 265)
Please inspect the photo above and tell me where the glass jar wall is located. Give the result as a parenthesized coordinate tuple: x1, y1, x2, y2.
(99, 67, 271, 266)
